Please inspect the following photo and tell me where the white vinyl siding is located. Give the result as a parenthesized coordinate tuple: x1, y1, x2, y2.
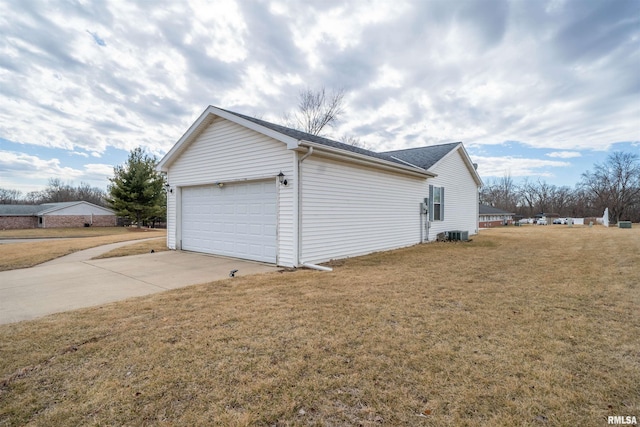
(165, 117, 295, 266)
(300, 155, 426, 264)
(167, 186, 176, 249)
(427, 148, 479, 240)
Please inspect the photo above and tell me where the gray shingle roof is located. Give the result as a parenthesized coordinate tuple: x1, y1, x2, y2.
(479, 204, 514, 215)
(0, 202, 105, 216)
(220, 108, 424, 168)
(0, 205, 45, 216)
(382, 142, 461, 170)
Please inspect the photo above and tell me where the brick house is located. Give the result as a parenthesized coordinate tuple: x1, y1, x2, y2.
(0, 202, 117, 229)
(479, 204, 515, 228)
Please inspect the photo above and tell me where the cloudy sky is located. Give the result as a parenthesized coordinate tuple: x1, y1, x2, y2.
(1, 0, 639, 194)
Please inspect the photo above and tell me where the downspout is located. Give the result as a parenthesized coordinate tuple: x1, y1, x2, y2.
(297, 147, 333, 272)
(302, 262, 333, 272)
(299, 145, 314, 162)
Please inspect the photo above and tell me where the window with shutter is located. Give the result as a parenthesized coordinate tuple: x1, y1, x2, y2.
(433, 187, 442, 221)
(429, 185, 445, 221)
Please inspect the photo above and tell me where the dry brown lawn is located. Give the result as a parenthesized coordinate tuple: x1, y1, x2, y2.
(0, 226, 638, 426)
(0, 228, 166, 271)
(0, 227, 148, 239)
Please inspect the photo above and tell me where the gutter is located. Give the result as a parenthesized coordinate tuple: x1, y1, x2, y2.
(296, 140, 436, 179)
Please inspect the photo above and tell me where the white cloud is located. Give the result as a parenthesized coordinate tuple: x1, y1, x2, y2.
(546, 151, 582, 158)
(289, 0, 410, 68)
(370, 65, 405, 89)
(471, 155, 570, 178)
(0, 150, 112, 192)
(82, 163, 114, 181)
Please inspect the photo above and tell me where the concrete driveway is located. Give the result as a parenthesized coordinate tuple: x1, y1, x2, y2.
(0, 250, 279, 325)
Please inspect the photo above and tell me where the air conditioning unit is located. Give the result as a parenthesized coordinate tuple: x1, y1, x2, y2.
(447, 230, 469, 241)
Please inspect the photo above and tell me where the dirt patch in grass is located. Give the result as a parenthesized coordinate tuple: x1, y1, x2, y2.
(91, 237, 169, 259)
(0, 229, 166, 271)
(0, 226, 638, 426)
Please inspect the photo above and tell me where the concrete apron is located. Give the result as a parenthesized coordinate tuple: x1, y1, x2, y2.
(0, 251, 279, 325)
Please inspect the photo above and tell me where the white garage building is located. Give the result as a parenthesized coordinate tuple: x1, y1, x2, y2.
(158, 106, 481, 267)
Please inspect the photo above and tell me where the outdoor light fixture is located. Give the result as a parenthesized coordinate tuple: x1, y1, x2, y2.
(278, 171, 287, 186)
(164, 183, 173, 193)
(216, 182, 224, 188)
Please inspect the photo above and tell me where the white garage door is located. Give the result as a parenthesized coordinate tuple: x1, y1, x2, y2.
(181, 180, 277, 263)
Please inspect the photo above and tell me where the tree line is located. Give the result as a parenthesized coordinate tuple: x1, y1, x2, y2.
(481, 152, 640, 223)
(0, 179, 107, 207)
(1, 147, 166, 228)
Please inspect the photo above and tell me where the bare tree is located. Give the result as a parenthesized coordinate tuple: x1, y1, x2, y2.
(519, 179, 556, 216)
(0, 188, 23, 204)
(23, 178, 107, 206)
(75, 182, 108, 206)
(571, 187, 599, 218)
(283, 87, 345, 136)
(580, 152, 640, 223)
(480, 175, 519, 213)
(549, 186, 574, 215)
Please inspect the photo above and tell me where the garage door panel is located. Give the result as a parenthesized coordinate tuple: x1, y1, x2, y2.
(264, 224, 277, 235)
(181, 181, 277, 263)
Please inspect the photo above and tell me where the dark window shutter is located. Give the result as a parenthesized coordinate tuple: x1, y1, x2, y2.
(429, 185, 433, 221)
(441, 187, 445, 220)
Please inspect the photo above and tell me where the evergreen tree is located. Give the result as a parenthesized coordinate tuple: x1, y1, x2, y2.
(108, 147, 166, 227)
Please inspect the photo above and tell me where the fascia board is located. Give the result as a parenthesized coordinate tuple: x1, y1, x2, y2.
(458, 145, 483, 186)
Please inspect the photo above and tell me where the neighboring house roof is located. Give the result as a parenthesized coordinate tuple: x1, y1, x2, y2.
(0, 205, 44, 216)
(160, 106, 481, 180)
(479, 204, 515, 216)
(0, 202, 114, 216)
